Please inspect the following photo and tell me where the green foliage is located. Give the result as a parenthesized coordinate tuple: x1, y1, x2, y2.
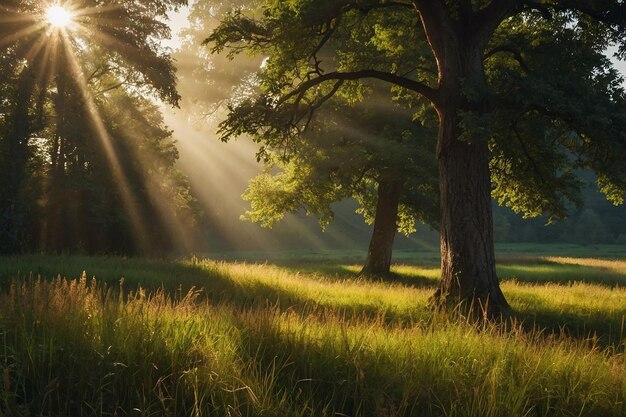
(486, 13, 626, 221)
(493, 175, 626, 245)
(206, 0, 626, 229)
(196, 0, 441, 243)
(241, 90, 438, 236)
(0, 0, 199, 254)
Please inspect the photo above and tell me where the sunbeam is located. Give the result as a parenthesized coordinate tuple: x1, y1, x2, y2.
(59, 32, 154, 251)
(1, 1, 193, 254)
(162, 109, 373, 253)
(45, 5, 72, 28)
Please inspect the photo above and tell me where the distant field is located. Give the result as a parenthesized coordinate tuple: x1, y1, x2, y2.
(202, 243, 626, 262)
(0, 244, 625, 416)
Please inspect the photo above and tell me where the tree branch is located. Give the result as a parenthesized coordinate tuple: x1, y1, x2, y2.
(302, 80, 344, 130)
(342, 1, 414, 13)
(511, 122, 545, 185)
(411, 0, 455, 60)
(484, 45, 530, 73)
(544, 0, 625, 26)
(281, 70, 439, 106)
(474, 0, 519, 49)
(520, 1, 553, 20)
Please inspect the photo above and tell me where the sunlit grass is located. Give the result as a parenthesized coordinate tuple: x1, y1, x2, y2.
(543, 257, 626, 274)
(1, 249, 626, 416)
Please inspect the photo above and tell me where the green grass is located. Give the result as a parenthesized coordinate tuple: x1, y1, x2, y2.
(1, 244, 626, 416)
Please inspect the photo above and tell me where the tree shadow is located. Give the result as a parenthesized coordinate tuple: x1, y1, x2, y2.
(264, 261, 439, 290)
(358, 269, 439, 289)
(511, 307, 626, 350)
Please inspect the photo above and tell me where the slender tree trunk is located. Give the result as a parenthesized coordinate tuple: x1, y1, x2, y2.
(361, 177, 401, 275)
(0, 70, 35, 253)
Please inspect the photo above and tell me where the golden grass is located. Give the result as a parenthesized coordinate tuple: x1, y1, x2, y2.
(1, 254, 626, 416)
(543, 257, 626, 274)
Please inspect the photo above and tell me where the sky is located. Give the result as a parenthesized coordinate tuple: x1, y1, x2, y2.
(162, 6, 191, 50)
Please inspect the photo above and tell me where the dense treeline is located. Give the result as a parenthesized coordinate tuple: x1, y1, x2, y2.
(0, 0, 199, 255)
(495, 180, 626, 245)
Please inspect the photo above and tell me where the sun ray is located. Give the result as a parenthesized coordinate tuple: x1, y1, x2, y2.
(0, 11, 38, 24)
(34, 31, 61, 89)
(162, 109, 349, 252)
(59, 32, 154, 252)
(0, 22, 46, 48)
(109, 115, 201, 253)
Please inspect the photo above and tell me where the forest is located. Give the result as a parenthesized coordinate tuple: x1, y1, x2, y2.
(1, 0, 626, 416)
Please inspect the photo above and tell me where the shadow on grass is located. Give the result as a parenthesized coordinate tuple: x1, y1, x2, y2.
(267, 262, 439, 290)
(227, 309, 437, 417)
(3, 255, 625, 347)
(511, 307, 626, 349)
(0, 255, 431, 325)
(360, 270, 439, 290)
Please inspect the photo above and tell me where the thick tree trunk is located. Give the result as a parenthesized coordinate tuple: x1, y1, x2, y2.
(360, 177, 401, 275)
(427, 30, 511, 319)
(432, 108, 510, 318)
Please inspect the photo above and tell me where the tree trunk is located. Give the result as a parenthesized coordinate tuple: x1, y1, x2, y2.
(0, 69, 35, 253)
(360, 177, 401, 275)
(432, 109, 510, 318)
(428, 32, 511, 319)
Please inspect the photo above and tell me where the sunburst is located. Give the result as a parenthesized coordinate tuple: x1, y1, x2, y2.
(45, 5, 73, 28)
(0, 1, 160, 250)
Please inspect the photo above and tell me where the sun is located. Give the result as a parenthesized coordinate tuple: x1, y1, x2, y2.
(46, 5, 73, 28)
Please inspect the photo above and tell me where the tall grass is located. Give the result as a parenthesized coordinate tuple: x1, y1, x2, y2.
(0, 252, 625, 416)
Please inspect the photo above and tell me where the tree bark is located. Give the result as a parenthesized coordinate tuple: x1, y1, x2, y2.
(424, 15, 511, 319)
(432, 107, 510, 318)
(361, 177, 401, 276)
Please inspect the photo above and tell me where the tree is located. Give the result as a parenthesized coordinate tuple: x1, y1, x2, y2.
(207, 0, 626, 317)
(174, 0, 260, 123)
(0, 0, 199, 254)
(241, 89, 438, 275)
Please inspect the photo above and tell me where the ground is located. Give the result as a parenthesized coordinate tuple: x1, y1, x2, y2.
(0, 244, 625, 416)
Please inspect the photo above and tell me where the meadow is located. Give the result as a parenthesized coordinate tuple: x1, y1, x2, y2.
(1, 244, 626, 417)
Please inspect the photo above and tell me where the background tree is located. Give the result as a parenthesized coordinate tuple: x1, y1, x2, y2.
(174, 0, 259, 124)
(0, 0, 199, 254)
(207, 0, 626, 317)
(242, 88, 438, 275)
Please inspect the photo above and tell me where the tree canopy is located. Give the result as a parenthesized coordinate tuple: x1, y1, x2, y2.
(241, 84, 439, 274)
(206, 0, 626, 317)
(0, 0, 199, 254)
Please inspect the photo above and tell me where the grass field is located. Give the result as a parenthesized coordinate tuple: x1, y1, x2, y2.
(1, 244, 625, 416)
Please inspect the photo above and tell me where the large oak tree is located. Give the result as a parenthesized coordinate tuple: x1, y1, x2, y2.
(207, 0, 626, 317)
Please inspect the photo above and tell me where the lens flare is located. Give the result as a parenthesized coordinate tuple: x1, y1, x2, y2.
(46, 5, 72, 28)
